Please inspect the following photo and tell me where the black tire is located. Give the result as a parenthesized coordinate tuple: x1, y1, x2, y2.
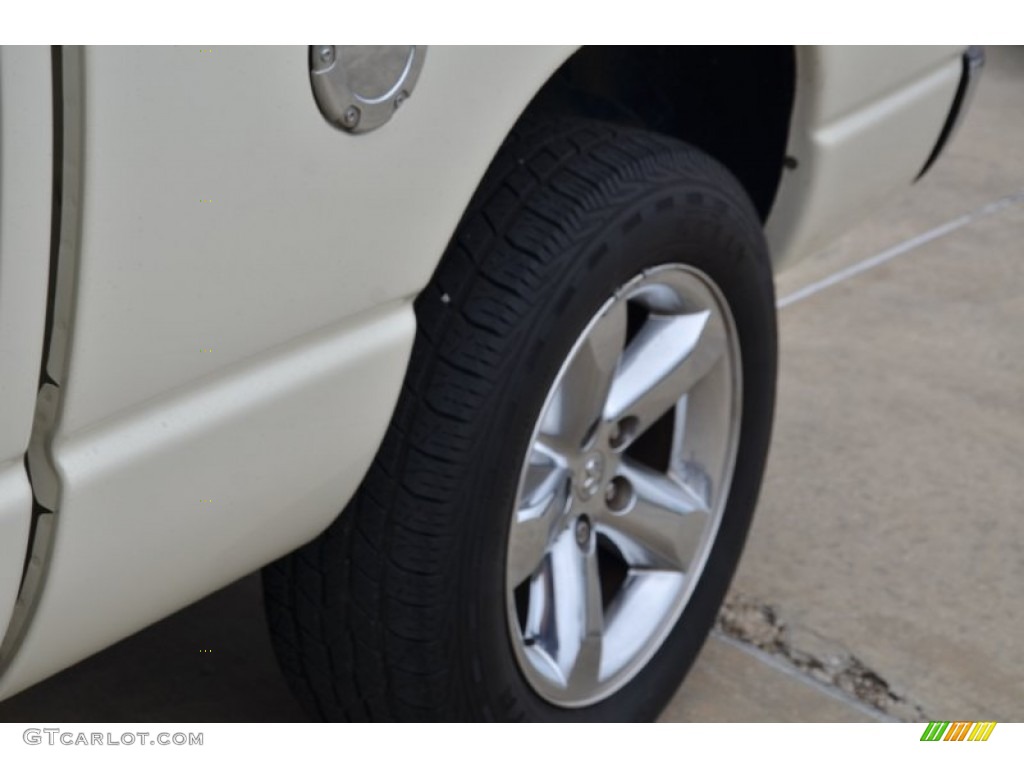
(262, 119, 777, 721)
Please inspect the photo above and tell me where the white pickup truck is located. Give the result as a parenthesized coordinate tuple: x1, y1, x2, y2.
(0, 45, 982, 721)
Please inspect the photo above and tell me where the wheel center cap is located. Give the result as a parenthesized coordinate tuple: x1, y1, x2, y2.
(577, 452, 605, 500)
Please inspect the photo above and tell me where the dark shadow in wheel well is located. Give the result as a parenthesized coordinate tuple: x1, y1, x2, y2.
(520, 46, 797, 221)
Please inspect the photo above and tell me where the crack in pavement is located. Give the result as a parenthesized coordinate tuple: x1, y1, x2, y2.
(715, 593, 930, 721)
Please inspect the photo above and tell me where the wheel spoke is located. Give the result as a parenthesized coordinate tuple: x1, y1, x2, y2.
(507, 457, 569, 587)
(524, 528, 603, 687)
(600, 570, 686, 678)
(533, 432, 575, 468)
(567, 538, 604, 692)
(540, 301, 627, 448)
(600, 459, 710, 572)
(603, 310, 726, 443)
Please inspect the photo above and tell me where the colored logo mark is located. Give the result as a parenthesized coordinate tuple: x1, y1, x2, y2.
(920, 721, 997, 741)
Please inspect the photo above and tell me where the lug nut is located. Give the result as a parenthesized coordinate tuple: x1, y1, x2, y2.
(574, 516, 592, 548)
(609, 417, 637, 451)
(605, 476, 634, 513)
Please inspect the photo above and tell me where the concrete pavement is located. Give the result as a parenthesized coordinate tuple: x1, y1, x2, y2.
(708, 44, 1024, 721)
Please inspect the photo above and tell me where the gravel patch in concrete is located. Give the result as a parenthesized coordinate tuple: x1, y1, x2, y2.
(716, 593, 928, 721)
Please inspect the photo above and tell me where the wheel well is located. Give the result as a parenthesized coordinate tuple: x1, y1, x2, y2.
(520, 46, 796, 220)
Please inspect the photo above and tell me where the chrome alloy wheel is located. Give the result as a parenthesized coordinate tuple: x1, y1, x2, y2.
(505, 264, 743, 708)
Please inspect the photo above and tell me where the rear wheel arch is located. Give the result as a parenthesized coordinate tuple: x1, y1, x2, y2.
(501, 45, 797, 222)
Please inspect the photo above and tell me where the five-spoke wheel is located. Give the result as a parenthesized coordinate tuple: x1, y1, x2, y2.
(507, 265, 742, 707)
